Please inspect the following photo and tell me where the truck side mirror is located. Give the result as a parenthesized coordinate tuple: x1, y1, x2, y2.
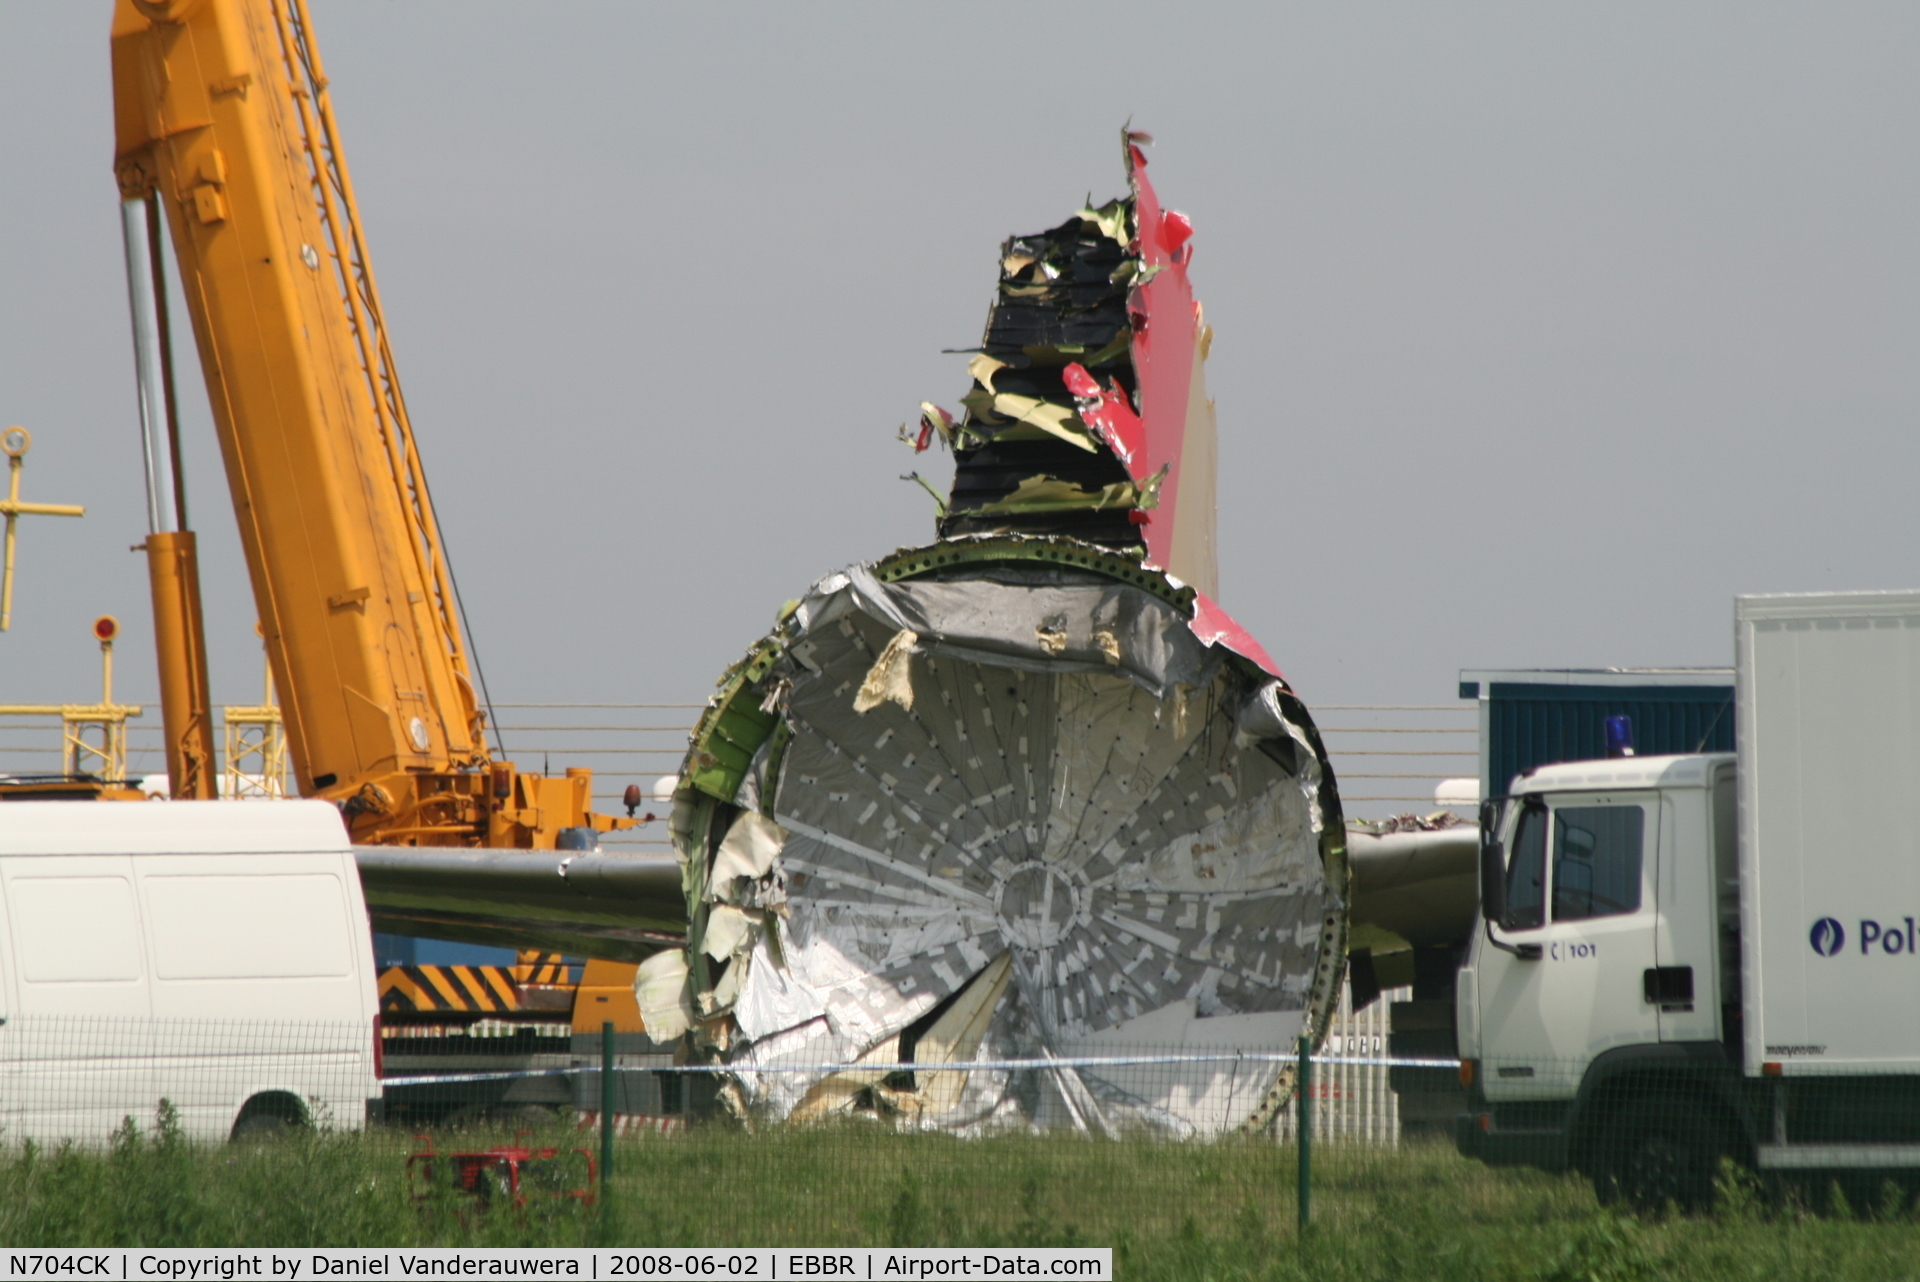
(1478, 797, 1506, 926)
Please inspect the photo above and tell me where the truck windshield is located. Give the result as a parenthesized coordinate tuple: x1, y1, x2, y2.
(1505, 804, 1547, 929)
(1551, 806, 1644, 920)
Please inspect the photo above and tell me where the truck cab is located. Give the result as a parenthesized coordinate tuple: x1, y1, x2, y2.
(1456, 752, 1749, 1205)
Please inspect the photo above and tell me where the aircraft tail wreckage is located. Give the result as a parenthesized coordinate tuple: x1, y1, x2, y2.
(651, 132, 1348, 1135)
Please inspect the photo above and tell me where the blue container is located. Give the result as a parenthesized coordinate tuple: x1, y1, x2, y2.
(1459, 669, 1734, 799)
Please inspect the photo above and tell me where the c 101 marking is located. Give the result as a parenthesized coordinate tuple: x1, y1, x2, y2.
(610, 1255, 761, 1277)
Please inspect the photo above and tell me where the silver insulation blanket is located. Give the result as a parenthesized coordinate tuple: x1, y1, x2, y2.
(665, 553, 1344, 1136)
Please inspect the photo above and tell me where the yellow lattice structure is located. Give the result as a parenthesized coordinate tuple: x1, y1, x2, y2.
(57, 702, 143, 780)
(0, 617, 143, 780)
(221, 705, 285, 798)
(223, 623, 288, 797)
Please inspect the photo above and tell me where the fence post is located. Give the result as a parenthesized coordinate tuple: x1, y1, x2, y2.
(1297, 1034, 1312, 1233)
(601, 1021, 615, 1193)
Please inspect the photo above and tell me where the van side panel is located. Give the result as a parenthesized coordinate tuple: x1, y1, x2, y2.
(140, 860, 359, 1015)
(4, 858, 152, 1016)
(135, 852, 377, 1141)
(338, 848, 381, 1038)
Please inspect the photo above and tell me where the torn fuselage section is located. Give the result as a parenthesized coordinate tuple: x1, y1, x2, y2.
(911, 129, 1214, 600)
(660, 541, 1347, 1135)
(937, 202, 1147, 549)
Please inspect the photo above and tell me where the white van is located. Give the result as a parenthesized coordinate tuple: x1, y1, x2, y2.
(0, 800, 380, 1145)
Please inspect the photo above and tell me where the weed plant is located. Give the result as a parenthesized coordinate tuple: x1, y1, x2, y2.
(1, 1105, 1918, 1278)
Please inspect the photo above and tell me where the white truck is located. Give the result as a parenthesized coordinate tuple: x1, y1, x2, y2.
(0, 800, 382, 1145)
(1457, 590, 1920, 1207)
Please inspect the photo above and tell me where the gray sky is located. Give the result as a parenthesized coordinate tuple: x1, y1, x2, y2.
(3, 3, 1917, 722)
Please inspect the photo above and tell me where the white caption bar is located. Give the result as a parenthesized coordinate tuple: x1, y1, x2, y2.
(12, 1247, 1113, 1281)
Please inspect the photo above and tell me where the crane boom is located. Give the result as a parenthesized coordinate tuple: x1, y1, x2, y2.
(110, 0, 615, 848)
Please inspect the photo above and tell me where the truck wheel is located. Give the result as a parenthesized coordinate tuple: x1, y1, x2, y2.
(1596, 1101, 1722, 1214)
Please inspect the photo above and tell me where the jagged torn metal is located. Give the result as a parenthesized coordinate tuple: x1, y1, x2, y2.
(667, 541, 1347, 1136)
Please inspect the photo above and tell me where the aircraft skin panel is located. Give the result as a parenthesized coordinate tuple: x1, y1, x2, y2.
(1123, 134, 1210, 593)
(354, 846, 686, 964)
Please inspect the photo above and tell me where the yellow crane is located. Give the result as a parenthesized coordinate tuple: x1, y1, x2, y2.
(109, 0, 628, 850)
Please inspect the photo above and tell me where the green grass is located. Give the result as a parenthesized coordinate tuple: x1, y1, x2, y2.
(3, 1106, 1919, 1279)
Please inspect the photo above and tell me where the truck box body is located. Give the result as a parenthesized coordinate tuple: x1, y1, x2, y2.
(0, 801, 380, 1145)
(1736, 591, 1920, 1075)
